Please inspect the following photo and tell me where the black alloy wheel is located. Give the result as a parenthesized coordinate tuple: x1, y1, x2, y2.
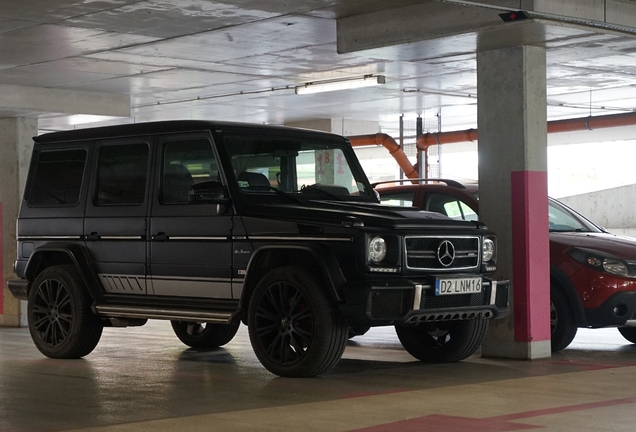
(248, 266, 348, 377)
(28, 266, 103, 358)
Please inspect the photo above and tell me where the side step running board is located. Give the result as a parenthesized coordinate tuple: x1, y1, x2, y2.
(93, 304, 235, 324)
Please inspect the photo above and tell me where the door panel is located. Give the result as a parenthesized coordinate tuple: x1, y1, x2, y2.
(84, 141, 152, 295)
(149, 134, 233, 299)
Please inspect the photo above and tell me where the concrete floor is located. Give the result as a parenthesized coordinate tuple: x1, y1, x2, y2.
(1, 322, 636, 432)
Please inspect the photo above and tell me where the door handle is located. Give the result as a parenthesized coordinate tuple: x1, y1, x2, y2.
(87, 232, 100, 241)
(154, 232, 168, 242)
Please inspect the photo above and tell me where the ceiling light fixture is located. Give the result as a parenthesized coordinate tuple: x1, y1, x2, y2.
(295, 75, 386, 95)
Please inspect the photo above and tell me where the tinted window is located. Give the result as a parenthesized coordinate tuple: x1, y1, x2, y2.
(96, 144, 148, 205)
(161, 139, 218, 204)
(27, 149, 87, 207)
(223, 135, 369, 197)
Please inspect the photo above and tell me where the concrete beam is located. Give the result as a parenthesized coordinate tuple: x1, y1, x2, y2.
(337, 2, 503, 53)
(0, 85, 130, 117)
(337, 0, 636, 55)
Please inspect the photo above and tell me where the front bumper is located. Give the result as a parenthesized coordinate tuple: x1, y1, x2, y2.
(340, 277, 509, 327)
(584, 290, 636, 327)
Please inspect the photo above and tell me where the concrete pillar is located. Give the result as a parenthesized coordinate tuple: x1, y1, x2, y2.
(477, 46, 551, 359)
(285, 118, 380, 136)
(1, 117, 37, 327)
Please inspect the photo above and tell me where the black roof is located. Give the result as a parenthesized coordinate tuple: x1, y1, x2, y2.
(34, 120, 343, 144)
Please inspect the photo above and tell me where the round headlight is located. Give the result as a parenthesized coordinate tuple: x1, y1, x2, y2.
(368, 237, 387, 264)
(482, 239, 495, 262)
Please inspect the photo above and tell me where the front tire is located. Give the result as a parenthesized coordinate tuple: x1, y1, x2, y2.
(395, 318, 488, 363)
(171, 320, 240, 349)
(550, 287, 577, 352)
(618, 326, 636, 343)
(28, 265, 103, 358)
(248, 265, 348, 377)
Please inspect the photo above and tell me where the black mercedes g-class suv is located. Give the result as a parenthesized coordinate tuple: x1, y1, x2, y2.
(8, 120, 508, 377)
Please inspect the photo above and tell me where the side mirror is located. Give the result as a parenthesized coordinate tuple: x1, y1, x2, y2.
(189, 181, 230, 205)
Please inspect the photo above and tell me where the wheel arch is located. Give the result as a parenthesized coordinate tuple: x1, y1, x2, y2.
(24, 243, 104, 302)
(550, 264, 586, 326)
(238, 244, 346, 315)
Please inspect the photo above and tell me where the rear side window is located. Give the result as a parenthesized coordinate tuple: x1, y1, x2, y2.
(96, 144, 149, 205)
(27, 149, 87, 207)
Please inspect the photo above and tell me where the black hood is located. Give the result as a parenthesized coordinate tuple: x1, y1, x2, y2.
(242, 200, 481, 230)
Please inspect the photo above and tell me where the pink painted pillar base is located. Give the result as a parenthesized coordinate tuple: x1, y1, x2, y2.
(511, 171, 551, 344)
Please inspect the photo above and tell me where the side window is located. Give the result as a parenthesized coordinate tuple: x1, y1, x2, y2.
(27, 149, 87, 207)
(161, 139, 219, 204)
(96, 144, 149, 205)
(380, 191, 414, 207)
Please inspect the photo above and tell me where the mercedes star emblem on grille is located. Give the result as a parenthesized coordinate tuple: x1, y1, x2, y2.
(437, 240, 456, 267)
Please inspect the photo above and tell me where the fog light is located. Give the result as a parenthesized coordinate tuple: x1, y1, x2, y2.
(613, 304, 628, 317)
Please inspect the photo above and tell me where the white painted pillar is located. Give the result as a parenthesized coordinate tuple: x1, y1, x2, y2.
(0, 118, 37, 327)
(477, 46, 551, 359)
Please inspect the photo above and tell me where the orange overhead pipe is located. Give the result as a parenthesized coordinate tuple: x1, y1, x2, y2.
(350, 112, 636, 180)
(416, 111, 636, 150)
(416, 128, 478, 149)
(547, 111, 636, 133)
(348, 133, 419, 179)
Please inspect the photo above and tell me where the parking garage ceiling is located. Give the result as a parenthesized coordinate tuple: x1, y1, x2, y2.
(2, 0, 636, 133)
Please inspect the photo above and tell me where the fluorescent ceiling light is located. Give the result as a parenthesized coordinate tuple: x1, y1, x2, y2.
(295, 75, 386, 95)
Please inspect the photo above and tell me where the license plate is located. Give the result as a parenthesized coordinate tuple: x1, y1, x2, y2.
(435, 276, 482, 295)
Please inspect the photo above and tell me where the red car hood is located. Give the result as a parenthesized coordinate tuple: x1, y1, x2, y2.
(550, 232, 636, 260)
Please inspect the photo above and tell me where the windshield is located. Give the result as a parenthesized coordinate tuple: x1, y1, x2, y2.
(548, 198, 601, 233)
(220, 134, 373, 201)
(445, 190, 601, 233)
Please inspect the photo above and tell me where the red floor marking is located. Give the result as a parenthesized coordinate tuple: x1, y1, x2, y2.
(349, 396, 636, 432)
(351, 414, 540, 432)
(495, 396, 636, 421)
(545, 359, 632, 371)
(343, 389, 410, 399)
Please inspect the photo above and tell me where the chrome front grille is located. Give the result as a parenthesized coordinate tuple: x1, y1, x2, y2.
(405, 236, 480, 271)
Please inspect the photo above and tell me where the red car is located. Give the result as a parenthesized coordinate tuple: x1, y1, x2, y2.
(376, 179, 636, 351)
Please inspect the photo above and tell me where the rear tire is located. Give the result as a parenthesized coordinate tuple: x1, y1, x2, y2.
(171, 320, 240, 349)
(550, 287, 577, 352)
(395, 318, 488, 363)
(618, 326, 636, 344)
(28, 265, 103, 358)
(248, 265, 348, 377)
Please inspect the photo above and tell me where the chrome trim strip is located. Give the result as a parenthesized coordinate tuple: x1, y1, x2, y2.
(94, 305, 234, 324)
(248, 236, 352, 242)
(413, 285, 423, 311)
(100, 236, 144, 240)
(168, 236, 228, 241)
(151, 275, 232, 283)
(18, 236, 83, 240)
(489, 280, 497, 305)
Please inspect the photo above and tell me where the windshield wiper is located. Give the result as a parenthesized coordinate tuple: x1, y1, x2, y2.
(299, 184, 345, 201)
